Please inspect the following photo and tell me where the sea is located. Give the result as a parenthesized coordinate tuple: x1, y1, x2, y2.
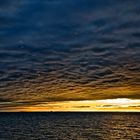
(0, 112, 140, 140)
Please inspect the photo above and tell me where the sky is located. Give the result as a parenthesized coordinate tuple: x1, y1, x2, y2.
(0, 0, 140, 112)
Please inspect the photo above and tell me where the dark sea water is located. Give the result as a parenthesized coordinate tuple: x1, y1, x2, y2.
(0, 112, 140, 140)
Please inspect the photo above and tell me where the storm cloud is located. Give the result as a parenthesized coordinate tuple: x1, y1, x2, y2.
(0, 0, 140, 110)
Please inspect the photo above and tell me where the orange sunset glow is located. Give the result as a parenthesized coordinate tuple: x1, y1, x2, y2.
(5, 98, 140, 112)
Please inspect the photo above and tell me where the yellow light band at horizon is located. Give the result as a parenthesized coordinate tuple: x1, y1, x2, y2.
(2, 98, 140, 112)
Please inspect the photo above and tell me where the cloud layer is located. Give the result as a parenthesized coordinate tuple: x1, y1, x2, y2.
(0, 0, 140, 110)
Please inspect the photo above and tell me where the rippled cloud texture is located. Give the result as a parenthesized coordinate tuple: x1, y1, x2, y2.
(0, 0, 140, 111)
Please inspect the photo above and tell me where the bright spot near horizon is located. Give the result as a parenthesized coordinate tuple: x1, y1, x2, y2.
(96, 98, 140, 105)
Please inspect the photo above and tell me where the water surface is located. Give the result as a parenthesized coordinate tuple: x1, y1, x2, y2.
(0, 112, 140, 140)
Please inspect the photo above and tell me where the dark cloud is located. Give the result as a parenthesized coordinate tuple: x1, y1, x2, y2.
(128, 105, 140, 108)
(72, 106, 90, 108)
(95, 104, 119, 108)
(0, 0, 140, 110)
